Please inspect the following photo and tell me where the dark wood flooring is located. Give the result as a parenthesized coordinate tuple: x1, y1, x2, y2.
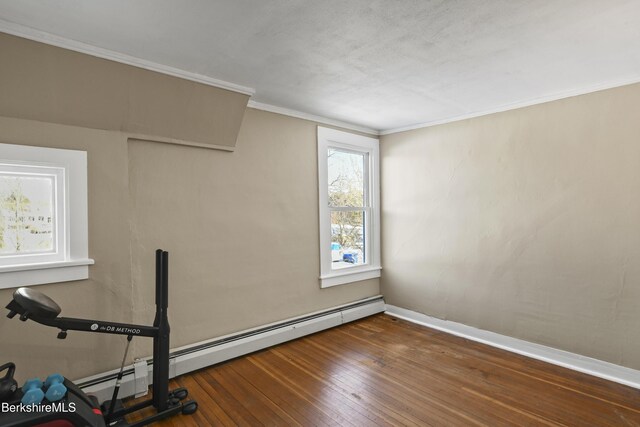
(127, 314, 640, 426)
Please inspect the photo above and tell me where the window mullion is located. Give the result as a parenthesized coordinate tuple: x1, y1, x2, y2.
(329, 206, 364, 212)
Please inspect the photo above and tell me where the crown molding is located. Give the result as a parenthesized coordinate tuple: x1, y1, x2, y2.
(0, 19, 255, 96)
(0, 18, 376, 135)
(247, 100, 380, 136)
(380, 76, 640, 135)
(3, 19, 638, 135)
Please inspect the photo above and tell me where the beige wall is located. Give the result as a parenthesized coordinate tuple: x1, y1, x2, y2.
(0, 33, 379, 382)
(0, 109, 379, 382)
(126, 109, 379, 356)
(381, 83, 640, 369)
(0, 33, 249, 149)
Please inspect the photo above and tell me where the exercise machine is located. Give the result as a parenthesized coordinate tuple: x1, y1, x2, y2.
(1, 249, 197, 426)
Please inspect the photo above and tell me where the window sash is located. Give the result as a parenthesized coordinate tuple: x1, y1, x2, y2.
(318, 126, 381, 288)
(328, 207, 370, 269)
(0, 163, 66, 266)
(328, 148, 369, 210)
(0, 143, 93, 289)
(329, 206, 369, 212)
(327, 149, 371, 271)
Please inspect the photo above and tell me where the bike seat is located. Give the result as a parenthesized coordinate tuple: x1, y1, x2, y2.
(12, 287, 61, 319)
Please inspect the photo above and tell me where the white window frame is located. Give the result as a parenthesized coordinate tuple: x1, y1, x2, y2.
(0, 143, 94, 289)
(318, 127, 381, 288)
(0, 163, 65, 266)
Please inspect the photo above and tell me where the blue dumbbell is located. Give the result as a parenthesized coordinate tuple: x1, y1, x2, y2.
(21, 378, 44, 405)
(44, 373, 67, 402)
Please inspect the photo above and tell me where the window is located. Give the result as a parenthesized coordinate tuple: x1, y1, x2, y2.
(0, 143, 93, 288)
(318, 127, 380, 287)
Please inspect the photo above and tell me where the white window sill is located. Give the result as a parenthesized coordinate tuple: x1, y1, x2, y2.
(320, 266, 381, 288)
(0, 259, 95, 289)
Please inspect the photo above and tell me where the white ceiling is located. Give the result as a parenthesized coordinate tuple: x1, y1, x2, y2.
(0, 0, 639, 133)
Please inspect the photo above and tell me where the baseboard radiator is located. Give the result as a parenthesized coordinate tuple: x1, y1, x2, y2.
(77, 295, 385, 402)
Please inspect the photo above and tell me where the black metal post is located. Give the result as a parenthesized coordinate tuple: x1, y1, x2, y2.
(3, 248, 196, 426)
(156, 251, 170, 411)
(152, 249, 162, 408)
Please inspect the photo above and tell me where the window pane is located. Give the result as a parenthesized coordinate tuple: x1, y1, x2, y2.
(330, 210, 365, 269)
(0, 174, 55, 255)
(328, 149, 365, 208)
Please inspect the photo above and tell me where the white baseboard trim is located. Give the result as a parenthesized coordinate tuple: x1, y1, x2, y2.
(385, 305, 640, 390)
(77, 296, 385, 402)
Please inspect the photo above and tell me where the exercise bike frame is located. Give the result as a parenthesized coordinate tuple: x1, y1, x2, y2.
(4, 249, 191, 427)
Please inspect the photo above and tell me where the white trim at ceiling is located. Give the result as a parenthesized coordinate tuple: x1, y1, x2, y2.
(0, 17, 377, 135)
(247, 100, 380, 136)
(379, 76, 640, 135)
(0, 18, 255, 96)
(3, 19, 639, 136)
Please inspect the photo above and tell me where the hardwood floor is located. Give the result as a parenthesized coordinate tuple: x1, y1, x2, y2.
(127, 314, 640, 426)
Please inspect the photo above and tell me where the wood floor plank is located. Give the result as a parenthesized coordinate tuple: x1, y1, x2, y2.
(269, 347, 409, 427)
(295, 331, 520, 426)
(174, 375, 227, 426)
(332, 320, 631, 425)
(274, 340, 450, 427)
(272, 346, 424, 426)
(214, 362, 302, 426)
(245, 354, 348, 427)
(126, 314, 640, 426)
(229, 357, 335, 427)
(200, 368, 265, 426)
(339, 316, 640, 426)
(370, 316, 640, 407)
(375, 316, 640, 415)
(291, 336, 522, 426)
(254, 350, 388, 426)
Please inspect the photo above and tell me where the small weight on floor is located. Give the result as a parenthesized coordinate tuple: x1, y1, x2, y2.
(21, 378, 44, 405)
(44, 373, 67, 402)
